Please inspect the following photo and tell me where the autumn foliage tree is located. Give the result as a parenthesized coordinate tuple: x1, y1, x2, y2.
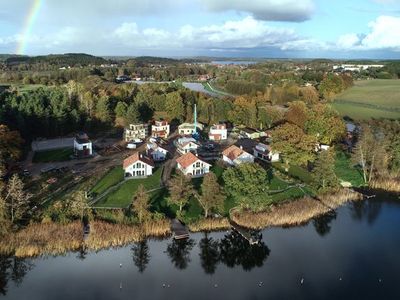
(131, 184, 151, 223)
(0, 125, 23, 163)
(168, 172, 195, 215)
(197, 173, 225, 218)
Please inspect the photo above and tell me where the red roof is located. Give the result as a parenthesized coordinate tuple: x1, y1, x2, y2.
(222, 145, 245, 161)
(176, 152, 206, 169)
(123, 152, 155, 169)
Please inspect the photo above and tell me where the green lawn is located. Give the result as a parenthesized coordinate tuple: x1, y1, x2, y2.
(32, 148, 73, 163)
(95, 168, 163, 208)
(272, 162, 313, 183)
(334, 150, 365, 187)
(332, 79, 400, 120)
(90, 166, 124, 196)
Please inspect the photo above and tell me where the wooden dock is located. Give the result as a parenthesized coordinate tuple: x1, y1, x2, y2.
(171, 219, 189, 240)
(230, 222, 260, 245)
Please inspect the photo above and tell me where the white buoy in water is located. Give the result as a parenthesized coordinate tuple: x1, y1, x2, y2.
(162, 283, 166, 288)
(300, 278, 304, 285)
(120, 282, 122, 289)
(214, 284, 218, 288)
(339, 277, 342, 281)
(378, 278, 382, 283)
(258, 281, 263, 287)
(120, 263, 122, 268)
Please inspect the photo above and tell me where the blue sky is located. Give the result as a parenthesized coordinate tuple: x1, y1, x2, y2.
(0, 0, 400, 58)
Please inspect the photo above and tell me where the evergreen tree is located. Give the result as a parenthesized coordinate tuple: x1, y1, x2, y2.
(312, 150, 339, 192)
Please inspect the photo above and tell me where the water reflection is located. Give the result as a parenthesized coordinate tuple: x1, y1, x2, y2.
(351, 199, 383, 225)
(0, 257, 33, 296)
(132, 241, 150, 273)
(199, 233, 220, 275)
(219, 230, 270, 271)
(167, 239, 196, 270)
(313, 211, 337, 236)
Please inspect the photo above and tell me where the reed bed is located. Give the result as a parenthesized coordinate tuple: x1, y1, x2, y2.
(318, 188, 363, 208)
(0, 219, 171, 258)
(370, 177, 400, 193)
(188, 217, 231, 232)
(230, 189, 362, 230)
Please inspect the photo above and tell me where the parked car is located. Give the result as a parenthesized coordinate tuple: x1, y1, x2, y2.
(204, 143, 215, 151)
(131, 138, 143, 144)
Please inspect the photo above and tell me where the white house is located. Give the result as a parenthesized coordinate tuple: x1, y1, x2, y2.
(222, 145, 254, 166)
(253, 143, 280, 162)
(175, 137, 199, 155)
(124, 123, 149, 142)
(74, 132, 93, 157)
(146, 142, 169, 161)
(178, 123, 204, 136)
(123, 152, 154, 178)
(151, 119, 170, 138)
(209, 123, 228, 141)
(176, 152, 211, 177)
(315, 144, 331, 152)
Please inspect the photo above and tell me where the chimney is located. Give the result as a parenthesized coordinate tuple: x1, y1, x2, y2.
(240, 145, 243, 150)
(140, 153, 143, 158)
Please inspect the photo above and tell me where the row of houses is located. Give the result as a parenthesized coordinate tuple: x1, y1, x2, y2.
(124, 119, 170, 142)
(122, 141, 280, 179)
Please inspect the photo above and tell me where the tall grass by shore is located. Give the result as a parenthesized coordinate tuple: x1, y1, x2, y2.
(188, 217, 230, 232)
(231, 189, 362, 229)
(0, 219, 170, 258)
(370, 178, 400, 193)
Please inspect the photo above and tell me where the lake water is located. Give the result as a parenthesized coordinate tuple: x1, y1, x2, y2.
(1, 195, 400, 300)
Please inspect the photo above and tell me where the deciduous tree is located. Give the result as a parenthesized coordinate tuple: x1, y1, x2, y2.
(131, 184, 151, 223)
(197, 173, 225, 218)
(167, 172, 195, 215)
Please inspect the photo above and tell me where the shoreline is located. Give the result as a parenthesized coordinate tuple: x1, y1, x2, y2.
(1, 188, 395, 258)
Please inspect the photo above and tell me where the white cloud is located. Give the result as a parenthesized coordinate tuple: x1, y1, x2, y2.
(337, 16, 400, 51)
(201, 0, 315, 22)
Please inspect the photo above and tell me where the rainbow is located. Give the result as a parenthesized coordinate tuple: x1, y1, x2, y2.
(16, 0, 43, 55)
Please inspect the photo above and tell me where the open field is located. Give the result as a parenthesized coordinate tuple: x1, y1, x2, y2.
(332, 79, 400, 120)
(0, 83, 49, 93)
(32, 148, 74, 163)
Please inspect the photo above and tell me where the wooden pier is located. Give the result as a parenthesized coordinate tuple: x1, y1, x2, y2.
(171, 219, 189, 240)
(230, 222, 260, 245)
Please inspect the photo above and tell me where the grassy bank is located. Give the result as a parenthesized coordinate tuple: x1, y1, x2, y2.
(230, 189, 362, 229)
(334, 151, 365, 187)
(95, 167, 163, 208)
(90, 166, 124, 195)
(33, 148, 74, 163)
(0, 219, 170, 257)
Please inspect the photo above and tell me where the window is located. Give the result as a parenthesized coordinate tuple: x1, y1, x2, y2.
(196, 162, 200, 168)
(137, 162, 142, 168)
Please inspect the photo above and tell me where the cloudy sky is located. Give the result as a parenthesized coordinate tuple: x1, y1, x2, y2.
(1, 0, 400, 58)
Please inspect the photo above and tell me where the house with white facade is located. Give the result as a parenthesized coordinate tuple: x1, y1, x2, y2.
(124, 123, 149, 142)
(176, 152, 211, 177)
(146, 142, 169, 161)
(151, 119, 170, 139)
(209, 123, 228, 141)
(74, 132, 93, 157)
(178, 123, 204, 136)
(175, 137, 199, 155)
(123, 152, 154, 178)
(253, 143, 280, 162)
(222, 145, 255, 166)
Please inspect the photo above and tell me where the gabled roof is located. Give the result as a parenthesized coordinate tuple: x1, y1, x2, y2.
(222, 145, 250, 161)
(176, 152, 210, 169)
(123, 152, 155, 169)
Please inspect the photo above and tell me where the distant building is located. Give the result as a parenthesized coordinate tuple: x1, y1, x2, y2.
(74, 132, 92, 157)
(124, 123, 149, 142)
(151, 119, 170, 139)
(123, 152, 154, 178)
(178, 123, 204, 136)
(333, 64, 384, 72)
(176, 152, 211, 177)
(146, 142, 169, 161)
(253, 143, 280, 162)
(209, 123, 228, 141)
(116, 75, 131, 83)
(175, 137, 199, 155)
(222, 145, 254, 166)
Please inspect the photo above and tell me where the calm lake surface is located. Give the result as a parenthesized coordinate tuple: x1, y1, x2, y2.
(2, 195, 400, 300)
